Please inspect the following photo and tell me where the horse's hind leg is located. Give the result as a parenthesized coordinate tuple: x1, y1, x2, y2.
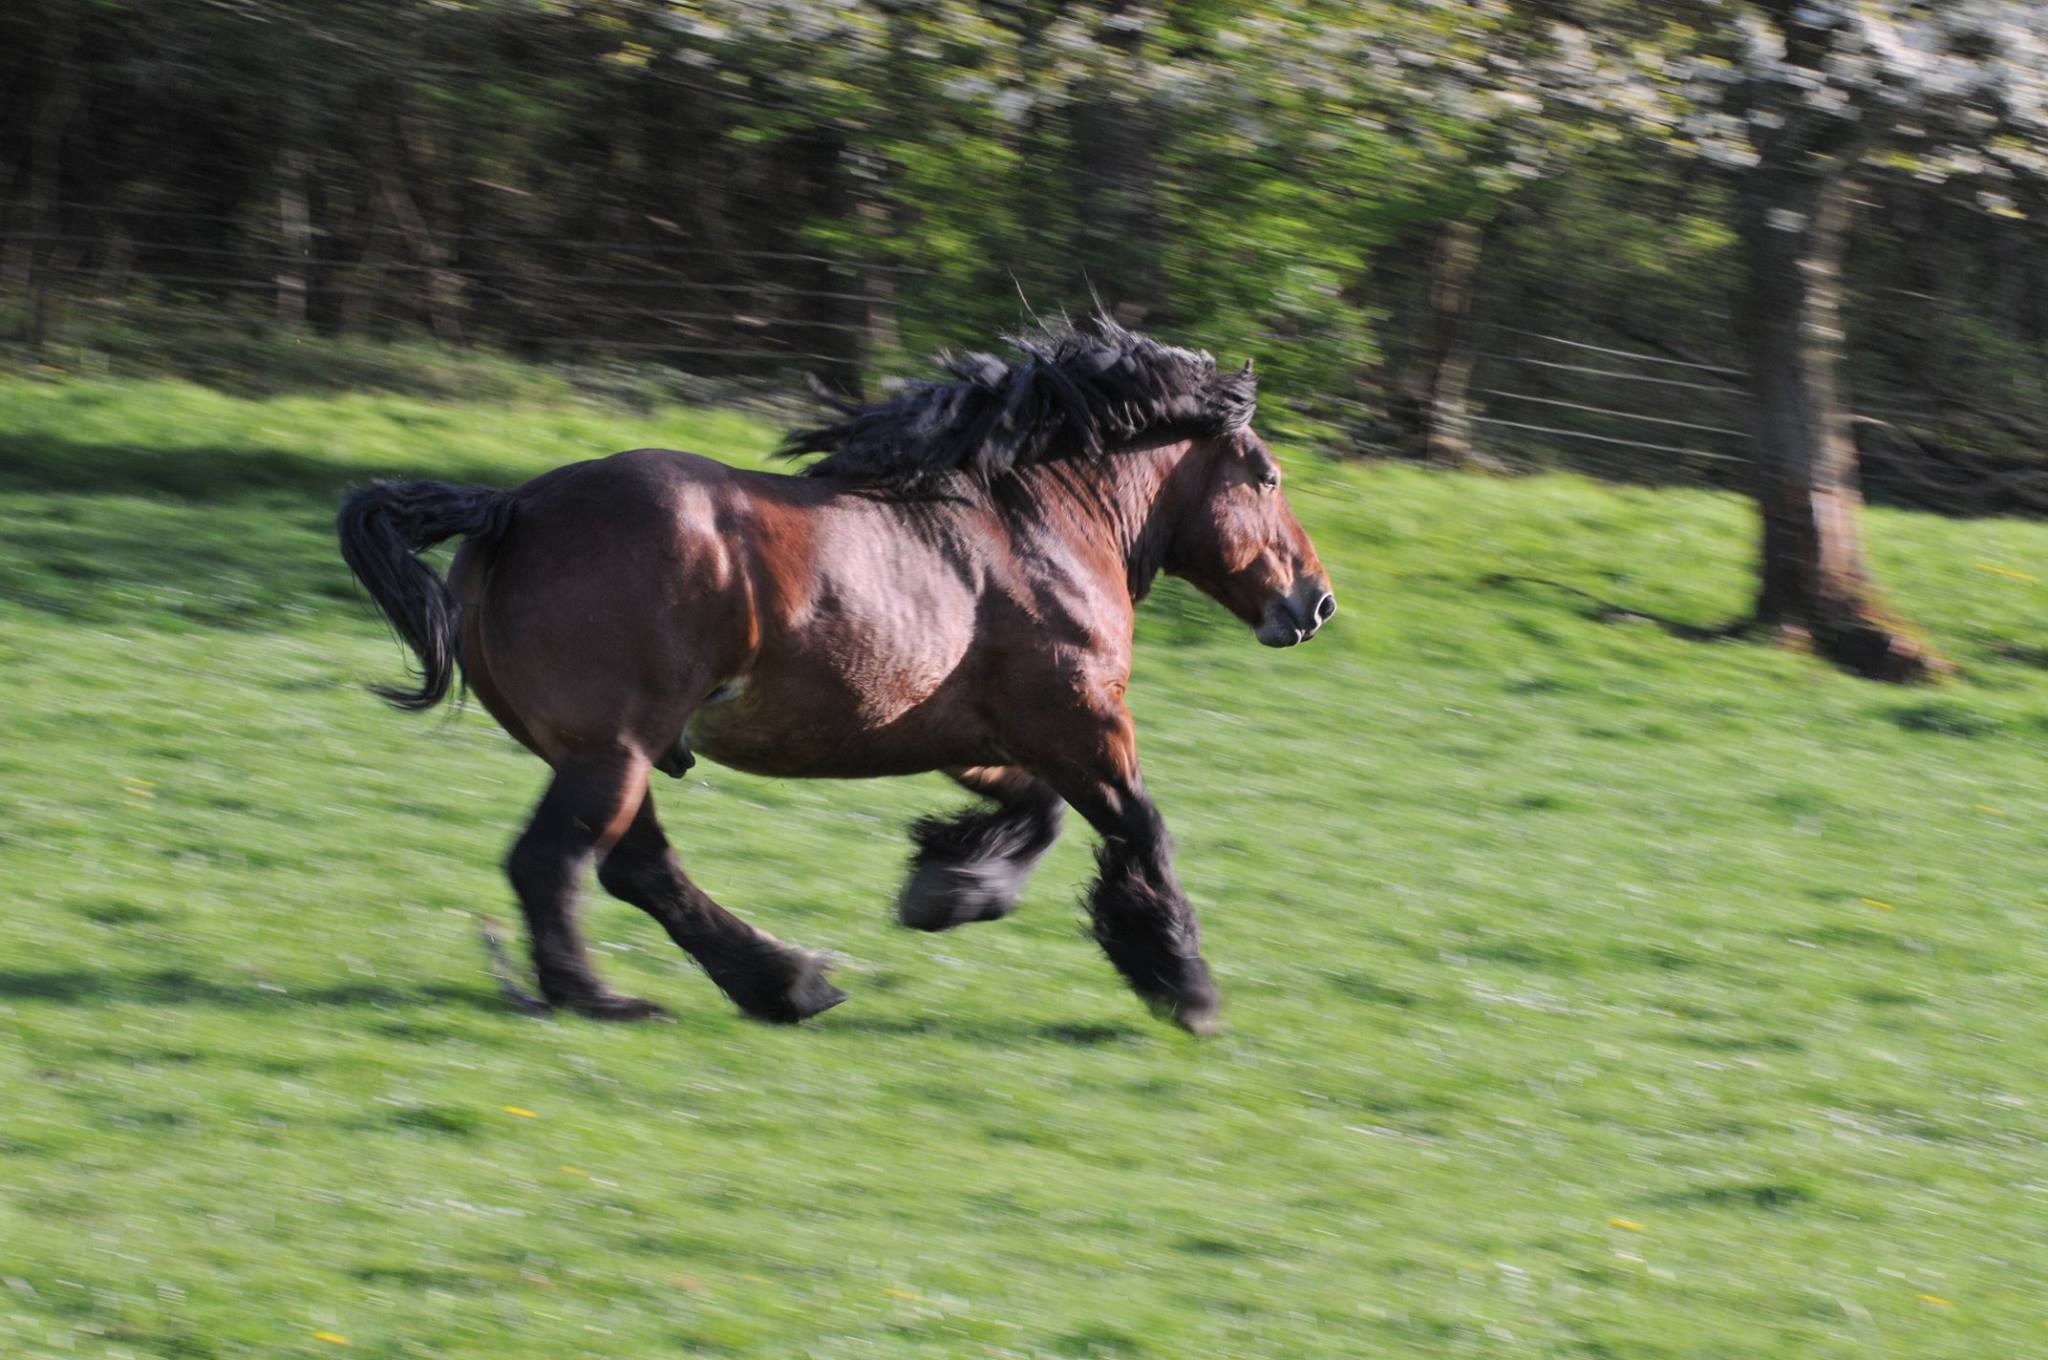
(504, 752, 668, 1021)
(598, 795, 846, 1023)
(897, 766, 1064, 931)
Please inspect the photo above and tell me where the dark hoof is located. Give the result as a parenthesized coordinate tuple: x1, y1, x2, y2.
(1139, 992, 1222, 1036)
(1135, 965, 1221, 1037)
(564, 993, 671, 1022)
(895, 859, 1024, 931)
(1165, 994, 1224, 1037)
(731, 952, 848, 1025)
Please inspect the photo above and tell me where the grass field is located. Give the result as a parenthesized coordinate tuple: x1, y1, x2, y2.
(2, 367, 2045, 1359)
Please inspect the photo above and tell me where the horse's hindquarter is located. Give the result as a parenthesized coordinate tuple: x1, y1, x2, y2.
(465, 449, 757, 764)
(683, 479, 1006, 778)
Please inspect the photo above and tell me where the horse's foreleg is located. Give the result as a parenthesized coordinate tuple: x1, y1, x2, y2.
(504, 753, 668, 1020)
(896, 766, 1065, 931)
(1025, 712, 1220, 1035)
(598, 795, 846, 1023)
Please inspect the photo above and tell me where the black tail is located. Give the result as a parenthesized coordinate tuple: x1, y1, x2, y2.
(336, 479, 513, 711)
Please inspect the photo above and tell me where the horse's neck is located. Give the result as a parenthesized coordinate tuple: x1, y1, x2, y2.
(1015, 442, 1192, 601)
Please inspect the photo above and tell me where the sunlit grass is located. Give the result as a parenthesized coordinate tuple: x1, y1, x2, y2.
(2, 369, 2045, 1358)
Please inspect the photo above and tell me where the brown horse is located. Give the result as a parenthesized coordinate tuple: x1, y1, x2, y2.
(338, 320, 1333, 1033)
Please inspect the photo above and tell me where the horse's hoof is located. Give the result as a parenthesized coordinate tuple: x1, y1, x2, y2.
(1144, 989, 1222, 1037)
(568, 993, 671, 1022)
(1171, 999, 1224, 1037)
(734, 953, 847, 1024)
(895, 859, 1022, 931)
(787, 971, 850, 1022)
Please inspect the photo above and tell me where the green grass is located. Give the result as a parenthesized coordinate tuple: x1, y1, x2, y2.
(2, 368, 2045, 1359)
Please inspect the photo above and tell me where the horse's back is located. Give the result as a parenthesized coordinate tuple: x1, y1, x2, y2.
(508, 445, 740, 515)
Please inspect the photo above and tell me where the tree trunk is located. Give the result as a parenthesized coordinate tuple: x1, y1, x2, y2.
(1736, 163, 1943, 682)
(858, 193, 900, 362)
(276, 146, 312, 328)
(785, 128, 867, 387)
(23, 10, 79, 352)
(1070, 40, 1163, 320)
(382, 179, 462, 344)
(389, 104, 465, 344)
(1423, 218, 1489, 469)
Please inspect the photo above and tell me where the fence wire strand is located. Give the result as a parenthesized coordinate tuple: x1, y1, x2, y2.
(1469, 417, 1749, 461)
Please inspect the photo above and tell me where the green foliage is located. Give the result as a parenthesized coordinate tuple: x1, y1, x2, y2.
(3, 2, 2045, 490)
(3, 368, 2047, 1356)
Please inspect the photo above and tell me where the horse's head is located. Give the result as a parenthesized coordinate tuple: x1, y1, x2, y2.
(1168, 428, 1335, 648)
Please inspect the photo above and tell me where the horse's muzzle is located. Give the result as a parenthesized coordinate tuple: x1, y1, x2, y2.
(1256, 579, 1337, 647)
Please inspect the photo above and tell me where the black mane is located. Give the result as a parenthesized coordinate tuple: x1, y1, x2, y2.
(779, 318, 1257, 489)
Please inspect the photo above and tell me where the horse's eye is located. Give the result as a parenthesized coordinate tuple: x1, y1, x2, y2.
(1257, 469, 1281, 491)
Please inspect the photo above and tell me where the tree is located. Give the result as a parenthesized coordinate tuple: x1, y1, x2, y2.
(6, 0, 2043, 555)
(1459, 1, 2047, 679)
(1701, 2, 2047, 679)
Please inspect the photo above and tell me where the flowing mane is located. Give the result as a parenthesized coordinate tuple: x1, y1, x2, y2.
(779, 318, 1258, 489)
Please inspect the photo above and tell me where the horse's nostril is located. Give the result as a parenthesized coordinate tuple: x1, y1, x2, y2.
(1314, 592, 1337, 624)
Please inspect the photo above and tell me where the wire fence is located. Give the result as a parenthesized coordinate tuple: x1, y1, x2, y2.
(1463, 319, 1754, 481)
(0, 208, 918, 373)
(1467, 321, 2048, 513)
(37, 212, 2048, 507)
(0, 197, 1762, 479)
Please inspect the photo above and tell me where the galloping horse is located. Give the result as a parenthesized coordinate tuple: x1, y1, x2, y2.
(338, 320, 1334, 1033)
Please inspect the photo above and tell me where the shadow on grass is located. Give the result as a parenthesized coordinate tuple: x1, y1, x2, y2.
(0, 494, 359, 627)
(0, 965, 499, 1014)
(0, 966, 1173, 1043)
(0, 432, 525, 504)
(827, 1013, 1154, 1046)
(1477, 572, 1751, 643)
(1649, 1181, 1815, 1212)
(0, 433, 532, 628)
(1982, 639, 2048, 670)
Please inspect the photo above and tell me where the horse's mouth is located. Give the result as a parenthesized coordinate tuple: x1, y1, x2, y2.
(1245, 614, 1310, 647)
(1256, 589, 1332, 647)
(1253, 577, 1335, 647)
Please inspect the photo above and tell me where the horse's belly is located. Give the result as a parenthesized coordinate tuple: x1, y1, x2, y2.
(682, 623, 998, 778)
(685, 694, 1001, 778)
